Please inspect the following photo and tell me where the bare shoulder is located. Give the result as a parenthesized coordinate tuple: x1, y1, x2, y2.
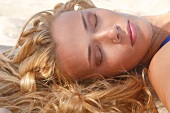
(149, 41, 170, 73)
(149, 42, 170, 111)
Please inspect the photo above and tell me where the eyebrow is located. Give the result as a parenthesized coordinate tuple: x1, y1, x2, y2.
(81, 11, 87, 30)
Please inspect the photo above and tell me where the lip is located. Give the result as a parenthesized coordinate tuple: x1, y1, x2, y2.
(127, 20, 137, 46)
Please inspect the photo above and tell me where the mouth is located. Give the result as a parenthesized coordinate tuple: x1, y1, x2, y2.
(127, 20, 137, 46)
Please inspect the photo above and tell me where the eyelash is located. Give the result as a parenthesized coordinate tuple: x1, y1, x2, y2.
(98, 46, 102, 65)
(93, 13, 98, 28)
(97, 45, 103, 66)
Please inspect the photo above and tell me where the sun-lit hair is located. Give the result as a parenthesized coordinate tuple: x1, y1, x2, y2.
(0, 0, 158, 112)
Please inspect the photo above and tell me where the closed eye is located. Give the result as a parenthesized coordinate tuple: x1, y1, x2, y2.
(88, 45, 91, 65)
(95, 45, 103, 66)
(98, 45, 103, 65)
(93, 13, 98, 28)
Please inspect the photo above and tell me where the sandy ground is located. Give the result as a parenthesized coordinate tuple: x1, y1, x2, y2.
(0, 0, 170, 112)
(0, 0, 170, 46)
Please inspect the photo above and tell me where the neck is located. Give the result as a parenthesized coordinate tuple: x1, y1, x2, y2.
(141, 13, 170, 65)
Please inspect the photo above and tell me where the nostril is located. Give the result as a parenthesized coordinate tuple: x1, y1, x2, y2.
(116, 25, 121, 30)
(116, 25, 119, 30)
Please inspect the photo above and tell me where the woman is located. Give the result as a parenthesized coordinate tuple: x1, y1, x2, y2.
(0, 0, 169, 112)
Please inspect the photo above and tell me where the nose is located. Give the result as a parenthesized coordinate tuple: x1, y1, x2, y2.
(94, 25, 121, 44)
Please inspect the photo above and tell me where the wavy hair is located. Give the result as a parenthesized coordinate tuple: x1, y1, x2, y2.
(0, 0, 158, 112)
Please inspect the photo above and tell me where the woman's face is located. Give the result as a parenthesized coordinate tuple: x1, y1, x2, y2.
(52, 8, 153, 79)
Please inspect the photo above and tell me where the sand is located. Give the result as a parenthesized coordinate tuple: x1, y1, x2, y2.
(0, 0, 170, 46)
(0, 0, 170, 112)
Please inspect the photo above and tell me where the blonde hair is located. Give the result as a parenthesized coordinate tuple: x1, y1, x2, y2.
(0, 0, 158, 112)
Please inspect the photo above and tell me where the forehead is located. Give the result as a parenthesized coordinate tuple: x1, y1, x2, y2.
(52, 11, 84, 45)
(52, 10, 90, 78)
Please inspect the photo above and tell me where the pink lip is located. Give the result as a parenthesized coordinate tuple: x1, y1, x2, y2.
(127, 20, 137, 46)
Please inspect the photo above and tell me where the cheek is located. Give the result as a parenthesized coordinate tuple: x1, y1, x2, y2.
(106, 47, 130, 66)
(110, 46, 139, 69)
